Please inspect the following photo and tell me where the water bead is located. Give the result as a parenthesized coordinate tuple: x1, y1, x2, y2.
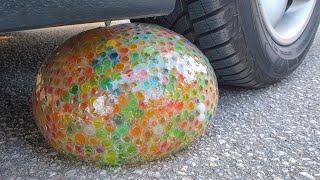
(32, 23, 218, 165)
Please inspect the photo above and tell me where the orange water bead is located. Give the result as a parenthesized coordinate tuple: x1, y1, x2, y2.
(174, 101, 184, 111)
(105, 124, 115, 132)
(68, 55, 81, 64)
(177, 73, 185, 81)
(188, 102, 195, 110)
(168, 111, 174, 118)
(140, 118, 149, 127)
(80, 102, 89, 110)
(193, 119, 199, 127)
(81, 93, 88, 100)
(144, 129, 153, 138)
(150, 144, 158, 152)
(135, 91, 144, 100)
(64, 77, 73, 86)
(144, 109, 155, 118)
(55, 88, 64, 96)
(138, 144, 147, 153)
(116, 42, 122, 47)
(135, 138, 144, 145)
(115, 63, 125, 70)
(53, 78, 61, 86)
(117, 94, 128, 105)
(178, 120, 188, 129)
(62, 103, 73, 113)
(75, 133, 86, 144)
(157, 106, 166, 114)
(129, 44, 137, 49)
(84, 67, 94, 76)
(57, 131, 66, 139)
(52, 112, 60, 122)
(77, 76, 86, 84)
(81, 114, 91, 123)
(119, 47, 129, 53)
(90, 137, 99, 145)
(139, 101, 147, 109)
(121, 56, 130, 62)
(129, 126, 142, 137)
(113, 104, 122, 113)
(90, 86, 99, 95)
(158, 117, 166, 124)
(85, 52, 94, 59)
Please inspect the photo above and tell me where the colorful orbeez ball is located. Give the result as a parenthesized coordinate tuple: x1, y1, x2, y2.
(32, 23, 218, 165)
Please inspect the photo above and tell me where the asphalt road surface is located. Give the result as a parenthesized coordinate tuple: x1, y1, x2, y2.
(0, 22, 320, 180)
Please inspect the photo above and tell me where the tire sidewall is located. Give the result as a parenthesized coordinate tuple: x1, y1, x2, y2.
(238, 0, 320, 78)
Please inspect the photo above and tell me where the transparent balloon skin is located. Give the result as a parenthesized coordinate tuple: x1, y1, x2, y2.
(32, 23, 218, 165)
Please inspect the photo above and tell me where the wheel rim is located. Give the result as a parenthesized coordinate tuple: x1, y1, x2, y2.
(258, 0, 316, 45)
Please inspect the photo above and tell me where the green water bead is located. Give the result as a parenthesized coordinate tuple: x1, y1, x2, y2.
(174, 92, 181, 99)
(131, 60, 140, 67)
(93, 118, 104, 128)
(67, 126, 74, 134)
(105, 150, 118, 163)
(182, 110, 190, 119)
(89, 77, 98, 85)
(112, 114, 124, 125)
(128, 94, 138, 107)
(61, 91, 72, 101)
(85, 145, 93, 152)
(131, 52, 140, 59)
(112, 132, 120, 141)
(70, 84, 80, 94)
(106, 46, 113, 51)
(117, 125, 129, 135)
(95, 66, 104, 75)
(96, 129, 108, 139)
(131, 36, 139, 42)
(127, 146, 137, 153)
(112, 72, 121, 80)
(121, 106, 135, 120)
(143, 46, 155, 55)
(135, 109, 144, 118)
(99, 77, 112, 90)
(172, 128, 185, 139)
(204, 79, 209, 85)
(102, 139, 112, 148)
(103, 59, 113, 69)
(162, 133, 169, 140)
(175, 43, 184, 51)
(122, 136, 131, 143)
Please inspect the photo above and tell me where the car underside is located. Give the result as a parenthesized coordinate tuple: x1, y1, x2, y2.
(0, 0, 175, 32)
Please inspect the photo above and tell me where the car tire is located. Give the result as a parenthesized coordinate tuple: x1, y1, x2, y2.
(132, 0, 320, 88)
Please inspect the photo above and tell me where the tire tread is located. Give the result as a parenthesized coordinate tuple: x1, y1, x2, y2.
(132, 0, 282, 88)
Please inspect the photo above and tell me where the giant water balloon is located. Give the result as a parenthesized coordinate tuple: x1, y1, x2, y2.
(32, 23, 218, 165)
